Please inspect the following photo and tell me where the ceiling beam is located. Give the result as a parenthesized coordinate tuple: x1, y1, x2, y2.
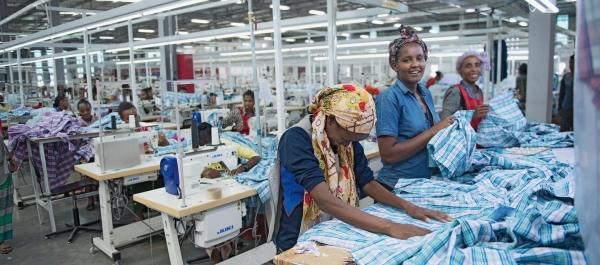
(0, 0, 53, 27)
(34, 5, 101, 14)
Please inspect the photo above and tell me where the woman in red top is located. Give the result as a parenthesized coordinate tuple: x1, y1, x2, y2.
(238, 90, 256, 135)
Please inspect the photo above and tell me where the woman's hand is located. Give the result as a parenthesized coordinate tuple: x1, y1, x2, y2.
(405, 204, 453, 223)
(201, 169, 221, 179)
(229, 166, 245, 176)
(473, 104, 490, 118)
(430, 115, 455, 135)
(385, 222, 432, 240)
(513, 91, 521, 101)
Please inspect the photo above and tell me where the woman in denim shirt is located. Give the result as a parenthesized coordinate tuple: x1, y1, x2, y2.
(375, 25, 455, 189)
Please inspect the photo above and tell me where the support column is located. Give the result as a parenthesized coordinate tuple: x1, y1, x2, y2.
(326, 0, 337, 86)
(128, 19, 138, 104)
(525, 10, 556, 123)
(1, 0, 11, 81)
(484, 14, 493, 101)
(272, 0, 286, 137)
(49, 0, 65, 90)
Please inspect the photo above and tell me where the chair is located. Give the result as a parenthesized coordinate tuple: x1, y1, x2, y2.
(45, 179, 102, 243)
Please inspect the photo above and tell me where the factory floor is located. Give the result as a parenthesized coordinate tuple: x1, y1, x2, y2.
(4, 170, 273, 265)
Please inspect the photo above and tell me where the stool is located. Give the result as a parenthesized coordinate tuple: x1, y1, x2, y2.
(45, 179, 102, 243)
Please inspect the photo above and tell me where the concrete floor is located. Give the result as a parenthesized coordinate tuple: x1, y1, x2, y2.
(4, 171, 270, 265)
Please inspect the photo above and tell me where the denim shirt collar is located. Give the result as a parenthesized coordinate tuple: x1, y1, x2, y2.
(394, 78, 426, 97)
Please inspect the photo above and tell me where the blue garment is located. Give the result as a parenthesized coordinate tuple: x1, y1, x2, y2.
(54, 107, 62, 112)
(276, 125, 375, 251)
(559, 74, 574, 110)
(375, 78, 439, 187)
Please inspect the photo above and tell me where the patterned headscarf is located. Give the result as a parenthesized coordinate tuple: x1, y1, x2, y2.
(455, 51, 492, 73)
(303, 84, 376, 226)
(388, 24, 429, 68)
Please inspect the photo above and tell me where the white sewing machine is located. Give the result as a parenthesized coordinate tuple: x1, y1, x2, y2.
(138, 99, 158, 120)
(285, 89, 309, 106)
(92, 131, 159, 170)
(200, 108, 231, 123)
(168, 103, 198, 127)
(248, 112, 289, 137)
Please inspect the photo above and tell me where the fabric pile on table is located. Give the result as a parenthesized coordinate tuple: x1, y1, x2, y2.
(8, 112, 93, 189)
(298, 166, 585, 264)
(161, 92, 202, 116)
(477, 92, 574, 148)
(154, 129, 191, 156)
(1, 106, 33, 120)
(89, 112, 125, 129)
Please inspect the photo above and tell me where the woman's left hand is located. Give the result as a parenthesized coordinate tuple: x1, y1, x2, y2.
(229, 166, 245, 176)
(406, 204, 453, 223)
(514, 90, 521, 100)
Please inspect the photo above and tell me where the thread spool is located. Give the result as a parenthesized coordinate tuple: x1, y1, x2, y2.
(211, 126, 219, 145)
(129, 115, 135, 128)
(206, 188, 222, 200)
(110, 116, 117, 130)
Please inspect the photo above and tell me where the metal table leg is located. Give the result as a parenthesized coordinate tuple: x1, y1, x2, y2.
(162, 212, 184, 265)
(91, 180, 121, 263)
(38, 141, 56, 232)
(26, 140, 44, 225)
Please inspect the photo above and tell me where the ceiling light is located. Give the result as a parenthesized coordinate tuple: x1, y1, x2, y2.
(509, 18, 517, 23)
(264, 37, 272, 40)
(393, 23, 401, 28)
(134, 37, 146, 41)
(191, 19, 210, 24)
(19, 34, 27, 37)
(414, 26, 423, 31)
(309, 10, 326, 15)
(377, 13, 389, 17)
(371, 20, 384, 25)
(115, 58, 160, 65)
(524, 0, 547, 12)
(261, 43, 267, 48)
(465, 8, 476, 13)
(269, 4, 290, 10)
(341, 33, 350, 37)
(138, 29, 155, 33)
(285, 38, 295, 42)
(455, 5, 461, 8)
(507, 50, 528, 54)
(507, 56, 528, 61)
(183, 45, 193, 48)
(389, 16, 400, 21)
(305, 40, 314, 43)
(242, 43, 249, 46)
(538, 0, 559, 12)
(519, 21, 528, 26)
(357, 7, 365, 10)
(142, 0, 208, 15)
(429, 29, 439, 33)
(337, 19, 367, 25)
(360, 35, 369, 39)
(421, 36, 459, 42)
(230, 22, 246, 27)
(236, 0, 242, 4)
(108, 28, 115, 31)
(177, 31, 188, 35)
(99, 36, 114, 40)
(239, 35, 250, 39)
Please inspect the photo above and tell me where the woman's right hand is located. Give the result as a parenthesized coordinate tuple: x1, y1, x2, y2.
(473, 104, 490, 118)
(201, 169, 221, 179)
(430, 115, 455, 135)
(385, 222, 432, 240)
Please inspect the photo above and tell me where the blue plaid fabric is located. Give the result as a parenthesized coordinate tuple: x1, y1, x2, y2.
(90, 112, 124, 129)
(161, 92, 202, 116)
(427, 110, 476, 178)
(477, 92, 574, 148)
(298, 151, 586, 265)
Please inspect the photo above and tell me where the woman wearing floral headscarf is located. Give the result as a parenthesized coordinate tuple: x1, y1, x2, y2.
(375, 25, 455, 188)
(274, 84, 451, 253)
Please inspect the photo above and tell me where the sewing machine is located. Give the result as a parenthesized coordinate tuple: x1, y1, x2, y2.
(138, 99, 158, 120)
(91, 131, 160, 171)
(161, 145, 238, 197)
(168, 103, 198, 127)
(248, 112, 289, 137)
(285, 89, 310, 106)
(200, 108, 231, 123)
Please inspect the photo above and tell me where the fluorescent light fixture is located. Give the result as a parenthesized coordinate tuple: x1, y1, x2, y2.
(239, 35, 250, 39)
(54, 51, 101, 60)
(371, 20, 384, 25)
(143, 0, 208, 15)
(338, 41, 388, 48)
(230, 22, 246, 27)
(108, 28, 115, 31)
(183, 45, 193, 48)
(360, 35, 369, 39)
(264, 36, 272, 40)
(285, 38, 295, 42)
(288, 45, 327, 52)
(191, 19, 210, 24)
(261, 43, 267, 48)
(377, 13, 389, 17)
(507, 50, 528, 54)
(429, 53, 464, 57)
(221, 49, 275, 56)
(429, 29, 439, 33)
(414, 27, 423, 31)
(115, 58, 160, 65)
(305, 40, 314, 43)
(99, 36, 114, 40)
(269, 4, 290, 10)
(465, 8, 476, 13)
(422, 36, 459, 42)
(341, 33, 350, 37)
(134, 37, 146, 41)
(509, 18, 517, 23)
(389, 16, 400, 21)
(538, 0, 559, 12)
(138, 29, 155, 33)
(236, 0, 242, 4)
(393, 23, 401, 28)
(508, 56, 528, 60)
(337, 19, 367, 25)
(309, 10, 326, 15)
(524, 0, 547, 12)
(86, 14, 142, 30)
(357, 7, 365, 10)
(519, 21, 528, 26)
(49, 28, 85, 39)
(314, 54, 388, 61)
(177, 31, 189, 35)
(242, 43, 249, 46)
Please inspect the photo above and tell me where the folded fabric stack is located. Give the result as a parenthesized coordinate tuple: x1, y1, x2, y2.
(8, 112, 93, 189)
(477, 92, 574, 148)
